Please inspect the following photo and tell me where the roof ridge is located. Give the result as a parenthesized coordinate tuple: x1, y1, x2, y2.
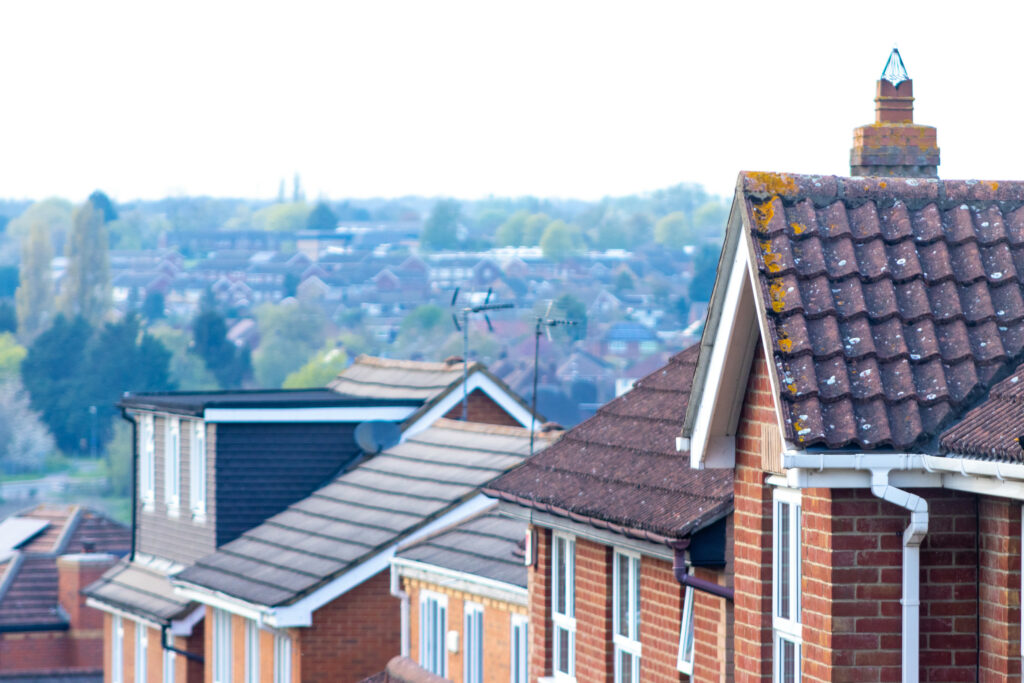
(352, 354, 477, 373)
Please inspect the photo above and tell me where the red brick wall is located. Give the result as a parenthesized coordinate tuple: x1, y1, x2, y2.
(732, 347, 775, 682)
(979, 496, 1022, 681)
(297, 569, 400, 683)
(403, 576, 526, 682)
(528, 525, 728, 681)
(443, 389, 521, 426)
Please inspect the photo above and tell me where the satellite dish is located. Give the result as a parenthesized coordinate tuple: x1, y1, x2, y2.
(354, 421, 401, 455)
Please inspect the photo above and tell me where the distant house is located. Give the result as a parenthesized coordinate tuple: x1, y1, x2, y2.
(389, 504, 529, 682)
(0, 504, 129, 682)
(171, 420, 557, 683)
(599, 321, 660, 357)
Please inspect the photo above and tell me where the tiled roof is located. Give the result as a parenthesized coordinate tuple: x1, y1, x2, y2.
(486, 346, 733, 543)
(173, 420, 555, 608)
(939, 362, 1024, 461)
(328, 355, 470, 401)
(743, 172, 1024, 450)
(0, 556, 63, 629)
(82, 558, 194, 624)
(395, 505, 526, 589)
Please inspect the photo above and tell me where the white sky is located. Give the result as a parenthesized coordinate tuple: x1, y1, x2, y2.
(0, 0, 1021, 203)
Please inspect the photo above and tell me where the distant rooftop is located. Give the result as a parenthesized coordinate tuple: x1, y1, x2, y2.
(120, 388, 422, 417)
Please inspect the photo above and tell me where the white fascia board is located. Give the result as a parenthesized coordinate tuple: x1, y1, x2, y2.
(203, 406, 416, 423)
(85, 598, 164, 632)
(268, 493, 495, 628)
(690, 242, 751, 469)
(400, 372, 533, 441)
(391, 558, 527, 606)
(170, 583, 269, 624)
(170, 605, 206, 637)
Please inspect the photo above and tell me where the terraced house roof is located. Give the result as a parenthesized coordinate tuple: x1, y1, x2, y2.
(742, 172, 1024, 451)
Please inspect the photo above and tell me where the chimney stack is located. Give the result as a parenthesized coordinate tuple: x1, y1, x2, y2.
(850, 49, 939, 178)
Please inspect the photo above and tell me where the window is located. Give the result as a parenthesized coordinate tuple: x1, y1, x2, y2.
(112, 615, 124, 683)
(464, 602, 484, 683)
(552, 533, 576, 680)
(274, 633, 292, 683)
(246, 621, 260, 683)
(613, 550, 641, 683)
(189, 420, 206, 518)
(213, 609, 232, 683)
(140, 415, 155, 507)
(677, 585, 695, 675)
(419, 591, 447, 677)
(773, 488, 802, 683)
(165, 418, 180, 513)
(609, 340, 628, 354)
(163, 649, 175, 683)
(511, 614, 528, 683)
(135, 623, 147, 683)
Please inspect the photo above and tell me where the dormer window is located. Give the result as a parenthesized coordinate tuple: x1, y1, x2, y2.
(165, 418, 180, 514)
(190, 420, 207, 519)
(140, 415, 155, 508)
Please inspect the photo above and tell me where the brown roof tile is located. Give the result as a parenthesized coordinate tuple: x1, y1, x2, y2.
(743, 172, 1024, 450)
(940, 363, 1024, 461)
(485, 346, 732, 543)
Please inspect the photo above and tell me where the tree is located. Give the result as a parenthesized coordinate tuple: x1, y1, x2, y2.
(190, 309, 249, 389)
(0, 382, 54, 474)
(59, 201, 110, 325)
(87, 190, 118, 222)
(251, 202, 310, 232)
(495, 210, 529, 246)
(106, 420, 132, 496)
(252, 301, 327, 388)
(692, 201, 728, 237)
(554, 293, 587, 341)
(283, 346, 348, 388)
(6, 198, 73, 251)
(307, 201, 338, 231)
(0, 333, 26, 384)
(614, 269, 635, 292)
(420, 199, 461, 251)
(151, 325, 219, 391)
(142, 291, 165, 321)
(0, 301, 15, 334)
(689, 244, 721, 303)
(522, 213, 551, 246)
(15, 221, 54, 342)
(540, 220, 583, 262)
(400, 305, 445, 335)
(654, 211, 691, 249)
(292, 173, 305, 203)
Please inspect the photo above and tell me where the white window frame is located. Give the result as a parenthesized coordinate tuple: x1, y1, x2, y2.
(135, 623, 147, 683)
(612, 549, 641, 683)
(510, 614, 528, 683)
(112, 615, 124, 683)
(189, 420, 207, 519)
(274, 633, 292, 683)
(773, 487, 802, 683)
(551, 532, 576, 680)
(164, 417, 181, 514)
(213, 608, 233, 683)
(140, 415, 155, 508)
(163, 648, 175, 683)
(677, 584, 696, 675)
(419, 590, 448, 677)
(464, 602, 484, 683)
(245, 620, 260, 683)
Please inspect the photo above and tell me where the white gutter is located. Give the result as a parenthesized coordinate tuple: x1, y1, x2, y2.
(390, 562, 410, 658)
(783, 452, 928, 683)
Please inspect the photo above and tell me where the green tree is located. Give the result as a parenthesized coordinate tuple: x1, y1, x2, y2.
(522, 213, 551, 246)
(252, 301, 327, 388)
(307, 201, 338, 231)
(283, 345, 348, 388)
(614, 269, 635, 293)
(0, 333, 27, 384)
(0, 301, 15, 334)
(142, 291, 165, 321)
(540, 220, 583, 262)
(6, 198, 73, 248)
(495, 210, 529, 246)
(400, 305, 445, 335)
(654, 211, 692, 249)
(151, 325, 219, 391)
(190, 310, 250, 389)
(15, 221, 55, 342)
(553, 293, 587, 341)
(692, 201, 728, 237)
(106, 420, 132, 496)
(420, 199, 461, 250)
(689, 244, 721, 303)
(87, 190, 118, 222)
(59, 202, 110, 325)
(0, 381, 55, 474)
(251, 202, 310, 232)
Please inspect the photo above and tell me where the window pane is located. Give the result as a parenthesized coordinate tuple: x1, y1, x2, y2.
(631, 556, 640, 638)
(777, 501, 790, 620)
(781, 638, 796, 683)
(794, 505, 801, 616)
(557, 627, 570, 674)
(618, 650, 634, 683)
(617, 554, 629, 637)
(555, 537, 566, 615)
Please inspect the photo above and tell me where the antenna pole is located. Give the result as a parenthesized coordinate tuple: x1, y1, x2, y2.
(462, 309, 469, 421)
(530, 317, 541, 456)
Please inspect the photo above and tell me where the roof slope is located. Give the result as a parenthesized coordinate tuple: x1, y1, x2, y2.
(328, 355, 469, 400)
(82, 559, 193, 624)
(742, 172, 1024, 450)
(940, 361, 1024, 461)
(395, 505, 526, 589)
(486, 346, 733, 543)
(174, 419, 554, 608)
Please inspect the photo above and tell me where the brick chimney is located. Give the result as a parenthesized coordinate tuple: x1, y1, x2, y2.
(850, 49, 939, 177)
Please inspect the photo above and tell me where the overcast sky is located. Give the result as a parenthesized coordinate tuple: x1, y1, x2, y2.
(0, 1, 1020, 203)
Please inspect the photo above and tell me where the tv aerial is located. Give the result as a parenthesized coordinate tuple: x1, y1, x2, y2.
(529, 300, 578, 456)
(450, 287, 514, 421)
